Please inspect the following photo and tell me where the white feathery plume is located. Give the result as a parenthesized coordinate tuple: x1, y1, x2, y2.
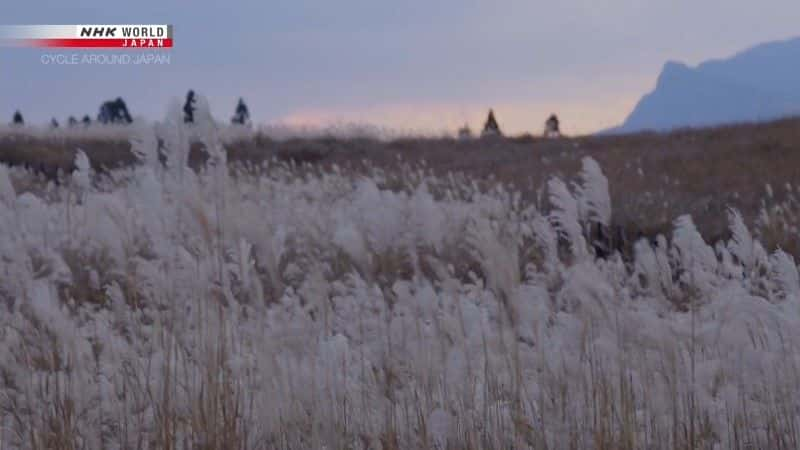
(576, 156, 612, 226)
(548, 176, 586, 258)
(672, 214, 717, 291)
(727, 208, 754, 271)
(73, 149, 92, 194)
(0, 164, 15, 206)
(770, 249, 800, 300)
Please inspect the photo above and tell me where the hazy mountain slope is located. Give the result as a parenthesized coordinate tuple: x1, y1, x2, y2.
(697, 37, 800, 94)
(612, 37, 800, 133)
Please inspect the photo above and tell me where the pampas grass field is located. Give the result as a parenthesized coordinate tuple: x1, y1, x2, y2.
(2, 107, 800, 449)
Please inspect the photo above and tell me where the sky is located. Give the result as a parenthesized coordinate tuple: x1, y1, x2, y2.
(2, 0, 800, 135)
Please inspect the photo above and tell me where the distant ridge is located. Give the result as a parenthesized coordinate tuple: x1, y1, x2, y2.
(605, 36, 800, 134)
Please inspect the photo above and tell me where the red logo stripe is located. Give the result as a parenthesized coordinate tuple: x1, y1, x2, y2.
(26, 38, 173, 48)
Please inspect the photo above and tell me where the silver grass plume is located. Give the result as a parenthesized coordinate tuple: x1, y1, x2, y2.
(576, 156, 611, 227)
(548, 176, 586, 258)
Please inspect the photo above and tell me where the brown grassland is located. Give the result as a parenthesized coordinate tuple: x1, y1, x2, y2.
(2, 116, 800, 254)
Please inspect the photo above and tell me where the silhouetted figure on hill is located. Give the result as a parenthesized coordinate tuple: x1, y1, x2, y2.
(458, 123, 472, 140)
(545, 114, 561, 138)
(482, 109, 501, 137)
(11, 110, 24, 126)
(98, 98, 133, 124)
(231, 97, 251, 126)
(50, 118, 59, 129)
(183, 90, 196, 123)
(82, 115, 92, 127)
(67, 116, 78, 127)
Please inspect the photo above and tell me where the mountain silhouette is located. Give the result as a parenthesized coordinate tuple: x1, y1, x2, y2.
(608, 36, 800, 133)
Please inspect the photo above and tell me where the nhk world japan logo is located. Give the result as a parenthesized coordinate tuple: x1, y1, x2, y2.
(0, 25, 173, 49)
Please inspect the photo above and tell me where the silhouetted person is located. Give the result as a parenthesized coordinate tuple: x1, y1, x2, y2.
(544, 114, 561, 138)
(82, 115, 92, 127)
(183, 90, 196, 123)
(98, 97, 133, 124)
(11, 110, 24, 126)
(50, 118, 59, 129)
(482, 109, 501, 137)
(231, 97, 250, 125)
(67, 116, 78, 127)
